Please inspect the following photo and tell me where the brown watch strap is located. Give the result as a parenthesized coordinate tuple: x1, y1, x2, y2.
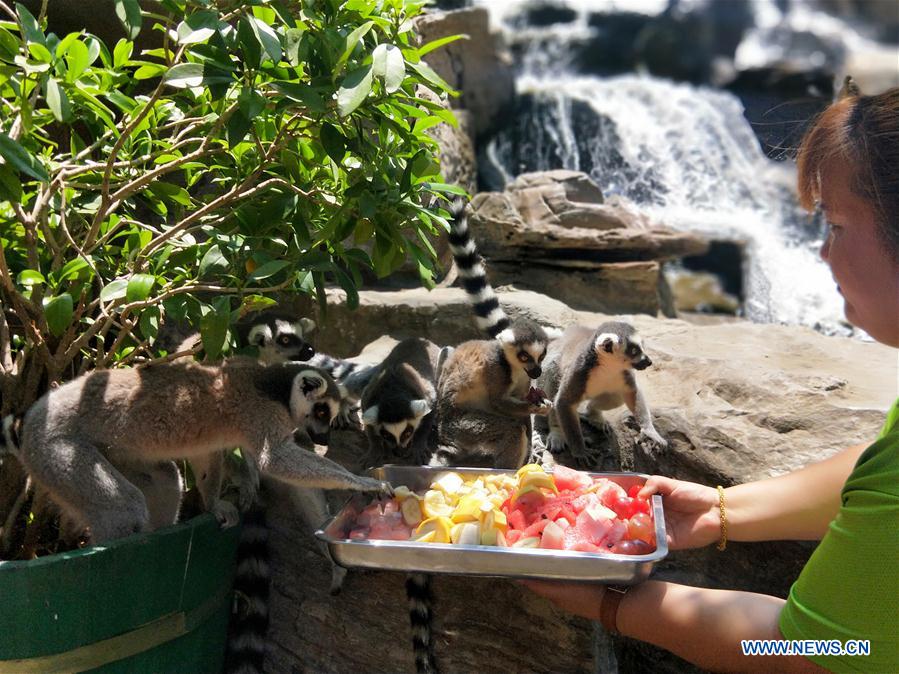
(599, 585, 629, 635)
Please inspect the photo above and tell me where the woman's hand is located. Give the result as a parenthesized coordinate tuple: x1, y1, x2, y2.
(638, 476, 720, 551)
(520, 580, 605, 622)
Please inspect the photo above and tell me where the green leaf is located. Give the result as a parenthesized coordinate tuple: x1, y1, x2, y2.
(199, 245, 228, 278)
(164, 62, 232, 88)
(0, 132, 49, 182)
(64, 39, 90, 81)
(247, 260, 290, 282)
(270, 81, 325, 113)
(337, 64, 373, 117)
(114, 0, 142, 40)
(134, 63, 167, 80)
(236, 16, 261, 67)
(408, 60, 455, 93)
(247, 16, 281, 63)
(320, 123, 345, 163)
(113, 39, 133, 68)
(15, 3, 44, 45)
(426, 182, 467, 196)
(372, 43, 404, 93)
(0, 27, 18, 60)
(100, 279, 128, 303)
(417, 33, 467, 58)
(139, 306, 160, 341)
(336, 20, 373, 73)
(17, 269, 44, 287)
(56, 257, 89, 283)
(43, 293, 73, 337)
(46, 79, 72, 122)
(0, 164, 22, 201)
(126, 273, 155, 302)
(226, 110, 252, 148)
(176, 10, 219, 45)
(238, 86, 266, 119)
(27, 42, 52, 63)
(200, 296, 230, 360)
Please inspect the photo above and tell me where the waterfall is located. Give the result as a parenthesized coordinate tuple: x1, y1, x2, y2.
(469, 0, 891, 335)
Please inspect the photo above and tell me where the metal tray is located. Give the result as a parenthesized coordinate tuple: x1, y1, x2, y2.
(315, 466, 667, 584)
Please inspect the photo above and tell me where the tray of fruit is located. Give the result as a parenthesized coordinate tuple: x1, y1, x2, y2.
(315, 464, 667, 583)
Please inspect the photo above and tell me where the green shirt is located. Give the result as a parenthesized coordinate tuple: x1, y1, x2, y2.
(779, 398, 899, 672)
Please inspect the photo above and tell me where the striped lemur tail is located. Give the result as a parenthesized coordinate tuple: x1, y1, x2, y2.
(405, 198, 504, 674)
(407, 573, 438, 674)
(446, 197, 510, 339)
(224, 495, 270, 674)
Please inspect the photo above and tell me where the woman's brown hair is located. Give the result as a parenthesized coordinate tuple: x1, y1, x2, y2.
(796, 83, 899, 258)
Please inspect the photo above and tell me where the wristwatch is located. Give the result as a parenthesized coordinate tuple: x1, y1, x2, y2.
(599, 585, 630, 635)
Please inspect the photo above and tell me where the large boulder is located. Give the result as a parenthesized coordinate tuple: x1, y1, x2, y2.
(265, 287, 896, 673)
(464, 171, 709, 315)
(415, 8, 517, 140)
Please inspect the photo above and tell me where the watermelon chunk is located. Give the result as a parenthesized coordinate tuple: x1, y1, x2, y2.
(552, 465, 593, 491)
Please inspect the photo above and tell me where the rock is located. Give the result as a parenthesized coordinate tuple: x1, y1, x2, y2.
(415, 8, 516, 139)
(490, 260, 677, 317)
(470, 176, 709, 263)
(265, 287, 896, 674)
(458, 172, 708, 315)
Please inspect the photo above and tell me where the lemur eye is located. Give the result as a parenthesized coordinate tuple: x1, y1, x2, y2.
(279, 335, 291, 345)
(518, 353, 530, 363)
(314, 404, 330, 420)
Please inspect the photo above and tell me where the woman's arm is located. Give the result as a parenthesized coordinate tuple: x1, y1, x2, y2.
(524, 580, 826, 673)
(723, 442, 867, 542)
(638, 442, 869, 549)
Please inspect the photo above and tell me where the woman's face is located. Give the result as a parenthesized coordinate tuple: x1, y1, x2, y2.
(818, 161, 899, 347)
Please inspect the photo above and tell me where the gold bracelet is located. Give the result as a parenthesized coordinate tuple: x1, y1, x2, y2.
(716, 485, 728, 551)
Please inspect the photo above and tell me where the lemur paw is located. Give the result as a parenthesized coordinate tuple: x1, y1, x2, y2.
(211, 500, 240, 529)
(334, 403, 362, 431)
(546, 430, 567, 454)
(639, 428, 668, 451)
(532, 400, 553, 416)
(361, 479, 394, 498)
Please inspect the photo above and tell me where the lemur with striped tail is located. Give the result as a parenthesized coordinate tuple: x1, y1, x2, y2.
(404, 198, 556, 674)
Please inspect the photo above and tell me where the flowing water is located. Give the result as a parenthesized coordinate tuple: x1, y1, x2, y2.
(470, 0, 897, 335)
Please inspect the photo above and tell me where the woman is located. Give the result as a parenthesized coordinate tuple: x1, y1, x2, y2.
(525, 85, 899, 673)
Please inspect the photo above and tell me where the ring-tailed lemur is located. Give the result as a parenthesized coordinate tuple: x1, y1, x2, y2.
(432, 198, 554, 469)
(538, 322, 667, 467)
(358, 337, 445, 467)
(3, 359, 391, 544)
(402, 199, 556, 674)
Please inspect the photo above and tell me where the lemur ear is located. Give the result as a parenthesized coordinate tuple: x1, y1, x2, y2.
(299, 373, 326, 397)
(362, 405, 379, 424)
(496, 328, 515, 344)
(248, 324, 272, 347)
(410, 399, 430, 418)
(595, 332, 618, 354)
(298, 318, 316, 336)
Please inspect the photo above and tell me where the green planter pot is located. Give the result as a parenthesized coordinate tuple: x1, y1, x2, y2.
(0, 514, 240, 673)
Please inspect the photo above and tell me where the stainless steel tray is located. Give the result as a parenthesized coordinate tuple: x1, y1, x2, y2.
(315, 466, 667, 584)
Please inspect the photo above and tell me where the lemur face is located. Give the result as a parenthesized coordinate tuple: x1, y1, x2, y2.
(361, 400, 430, 455)
(497, 323, 549, 380)
(248, 319, 315, 363)
(594, 328, 652, 370)
(290, 370, 341, 445)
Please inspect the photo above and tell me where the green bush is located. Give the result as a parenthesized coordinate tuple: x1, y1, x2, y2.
(0, 0, 464, 414)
